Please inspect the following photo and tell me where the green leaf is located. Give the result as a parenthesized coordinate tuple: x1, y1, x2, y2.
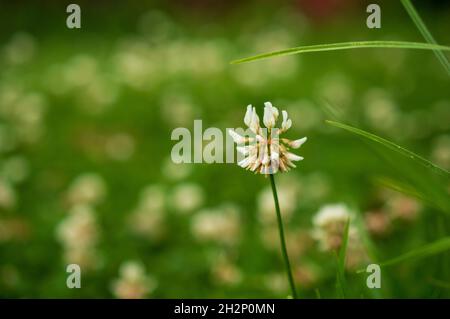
(358, 237, 450, 272)
(325, 120, 450, 213)
(230, 41, 450, 64)
(401, 0, 450, 75)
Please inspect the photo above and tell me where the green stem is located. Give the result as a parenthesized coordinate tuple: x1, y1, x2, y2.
(400, 0, 450, 76)
(269, 173, 298, 299)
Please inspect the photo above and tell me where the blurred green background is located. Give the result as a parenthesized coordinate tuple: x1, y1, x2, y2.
(0, 0, 449, 298)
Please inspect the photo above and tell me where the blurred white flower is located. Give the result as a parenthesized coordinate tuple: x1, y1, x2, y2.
(129, 185, 166, 240)
(191, 204, 240, 245)
(56, 205, 99, 250)
(112, 261, 156, 299)
(312, 203, 353, 251)
(170, 183, 204, 214)
(66, 173, 107, 207)
(56, 203, 102, 270)
(312, 203, 368, 269)
(229, 102, 307, 174)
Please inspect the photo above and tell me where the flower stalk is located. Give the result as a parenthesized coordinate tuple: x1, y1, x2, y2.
(269, 173, 298, 299)
(229, 102, 306, 298)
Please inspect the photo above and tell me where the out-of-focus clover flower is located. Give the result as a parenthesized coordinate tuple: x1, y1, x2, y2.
(191, 204, 240, 246)
(170, 183, 204, 214)
(312, 203, 368, 270)
(111, 261, 156, 299)
(129, 185, 166, 240)
(66, 173, 107, 207)
(63, 247, 100, 271)
(312, 203, 353, 251)
(56, 204, 101, 270)
(56, 205, 99, 250)
(229, 102, 307, 175)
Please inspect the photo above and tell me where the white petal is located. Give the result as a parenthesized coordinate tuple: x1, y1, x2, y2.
(263, 102, 279, 128)
(236, 146, 249, 155)
(289, 137, 307, 149)
(286, 152, 304, 161)
(282, 110, 288, 124)
(228, 129, 246, 144)
(250, 107, 260, 133)
(244, 105, 253, 126)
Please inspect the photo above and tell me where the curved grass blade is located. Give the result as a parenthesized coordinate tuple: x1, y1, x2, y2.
(325, 120, 449, 177)
(374, 176, 425, 202)
(357, 237, 450, 273)
(401, 0, 450, 75)
(325, 120, 449, 212)
(231, 41, 450, 64)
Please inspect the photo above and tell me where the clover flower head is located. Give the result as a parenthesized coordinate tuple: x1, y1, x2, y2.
(229, 102, 307, 174)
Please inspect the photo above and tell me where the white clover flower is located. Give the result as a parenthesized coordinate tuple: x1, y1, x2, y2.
(111, 261, 157, 299)
(66, 173, 107, 207)
(56, 204, 99, 249)
(170, 183, 204, 214)
(229, 102, 307, 174)
(312, 203, 352, 251)
(191, 204, 240, 245)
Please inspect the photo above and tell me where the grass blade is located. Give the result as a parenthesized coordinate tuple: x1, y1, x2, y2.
(401, 0, 450, 75)
(335, 218, 350, 298)
(230, 41, 450, 64)
(357, 237, 450, 272)
(325, 120, 450, 213)
(325, 120, 449, 177)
